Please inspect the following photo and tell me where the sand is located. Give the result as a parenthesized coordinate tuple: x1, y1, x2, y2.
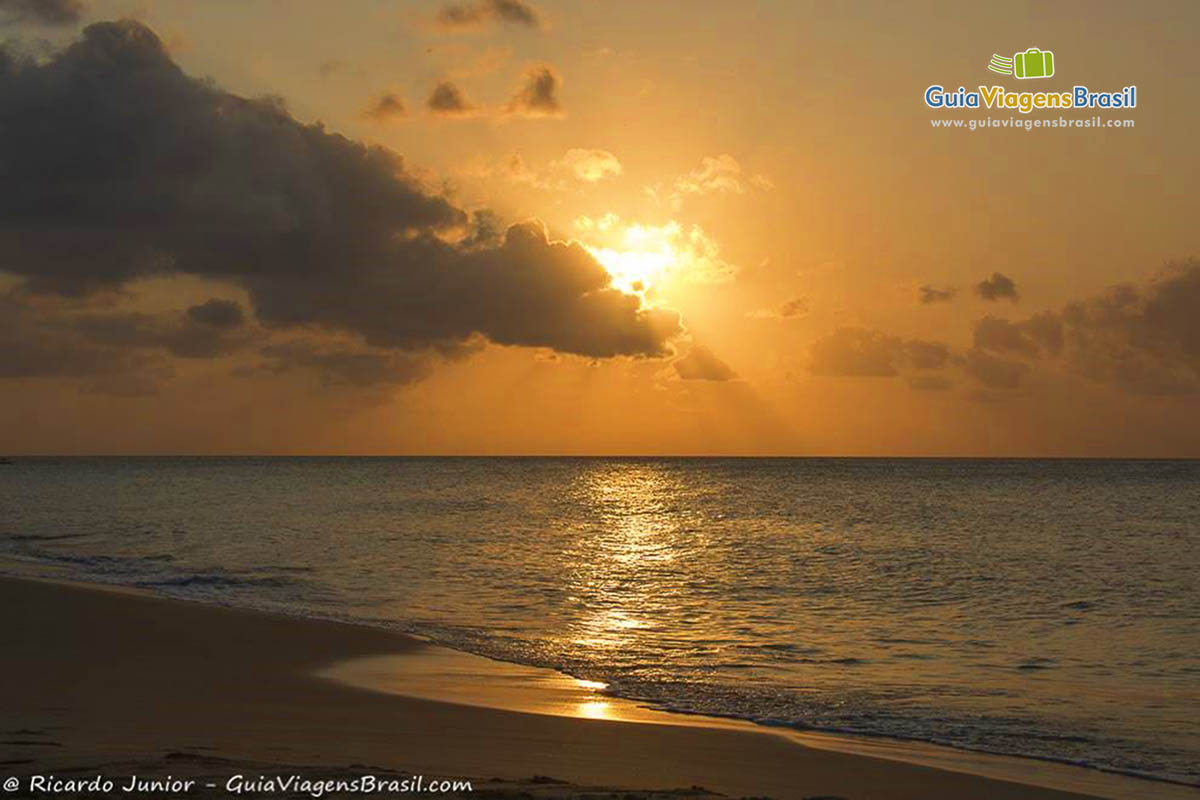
(0, 575, 1150, 799)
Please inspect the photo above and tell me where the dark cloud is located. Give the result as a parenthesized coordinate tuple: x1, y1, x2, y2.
(905, 339, 950, 370)
(437, 0, 540, 30)
(0, 294, 173, 393)
(0, 0, 83, 26)
(807, 261, 1200, 397)
(248, 340, 431, 388)
(507, 64, 562, 117)
(426, 80, 474, 115)
(809, 328, 902, 377)
(674, 345, 736, 381)
(362, 92, 406, 121)
(69, 306, 252, 360)
(1056, 260, 1200, 395)
(918, 284, 956, 304)
(964, 349, 1027, 389)
(808, 328, 949, 377)
(0, 21, 678, 394)
(972, 312, 1063, 360)
(187, 298, 244, 328)
(976, 272, 1019, 302)
(965, 262, 1200, 395)
(973, 316, 1041, 358)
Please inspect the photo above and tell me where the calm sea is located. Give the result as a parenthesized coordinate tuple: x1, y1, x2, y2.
(1, 457, 1197, 786)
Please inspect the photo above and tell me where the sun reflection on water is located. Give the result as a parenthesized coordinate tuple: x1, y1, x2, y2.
(576, 700, 612, 719)
(564, 463, 700, 655)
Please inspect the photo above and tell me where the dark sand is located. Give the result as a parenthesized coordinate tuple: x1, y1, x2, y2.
(0, 576, 1125, 799)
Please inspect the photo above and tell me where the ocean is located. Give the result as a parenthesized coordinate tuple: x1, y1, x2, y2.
(1, 457, 1196, 788)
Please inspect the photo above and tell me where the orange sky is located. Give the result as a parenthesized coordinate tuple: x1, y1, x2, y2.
(2, 1, 1198, 455)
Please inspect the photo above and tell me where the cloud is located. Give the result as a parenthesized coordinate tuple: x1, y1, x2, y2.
(246, 340, 432, 388)
(1056, 260, 1200, 395)
(0, 294, 168, 391)
(676, 154, 772, 196)
(906, 339, 950, 369)
(426, 80, 475, 116)
(362, 92, 406, 121)
(973, 316, 1041, 358)
(675, 154, 746, 196)
(506, 63, 562, 117)
(187, 298, 244, 328)
(0, 21, 681, 395)
(809, 328, 901, 376)
(466, 149, 620, 189)
(963, 349, 1027, 389)
(976, 272, 1019, 302)
(0, 0, 83, 26)
(649, 154, 771, 209)
(674, 345, 737, 381)
(0, 292, 256, 393)
(747, 296, 808, 320)
(965, 262, 1200, 395)
(553, 148, 621, 182)
(808, 328, 948, 377)
(918, 284, 956, 304)
(779, 297, 809, 318)
(803, 261, 1200, 397)
(437, 0, 540, 30)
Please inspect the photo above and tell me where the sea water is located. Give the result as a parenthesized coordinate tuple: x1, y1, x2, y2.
(1, 457, 1196, 787)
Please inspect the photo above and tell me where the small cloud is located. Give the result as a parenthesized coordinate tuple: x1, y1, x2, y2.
(553, 148, 621, 182)
(918, 284, 956, 304)
(976, 271, 1019, 302)
(426, 80, 476, 116)
(362, 92, 406, 122)
(506, 64, 562, 117)
(750, 173, 775, 191)
(747, 296, 809, 320)
(574, 213, 620, 232)
(0, 0, 83, 26)
(779, 297, 809, 318)
(186, 299, 244, 329)
(674, 345, 737, 381)
(675, 154, 747, 196)
(655, 154, 771, 209)
(437, 0, 540, 30)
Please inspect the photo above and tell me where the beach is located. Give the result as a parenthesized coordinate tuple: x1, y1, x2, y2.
(0, 575, 1135, 800)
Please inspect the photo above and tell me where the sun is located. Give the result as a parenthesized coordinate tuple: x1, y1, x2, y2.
(583, 223, 682, 295)
(587, 246, 673, 295)
(577, 217, 734, 297)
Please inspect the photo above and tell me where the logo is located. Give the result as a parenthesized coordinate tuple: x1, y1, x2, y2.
(924, 47, 1136, 115)
(989, 48, 1055, 79)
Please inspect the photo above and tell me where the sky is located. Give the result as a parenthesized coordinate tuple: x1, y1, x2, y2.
(1, 0, 1198, 455)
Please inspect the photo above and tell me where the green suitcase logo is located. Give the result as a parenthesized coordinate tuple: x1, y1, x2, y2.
(987, 48, 1056, 79)
(1014, 47, 1054, 79)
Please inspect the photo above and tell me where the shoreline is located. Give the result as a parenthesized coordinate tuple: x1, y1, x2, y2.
(6, 563, 1195, 798)
(3, 576, 1186, 799)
